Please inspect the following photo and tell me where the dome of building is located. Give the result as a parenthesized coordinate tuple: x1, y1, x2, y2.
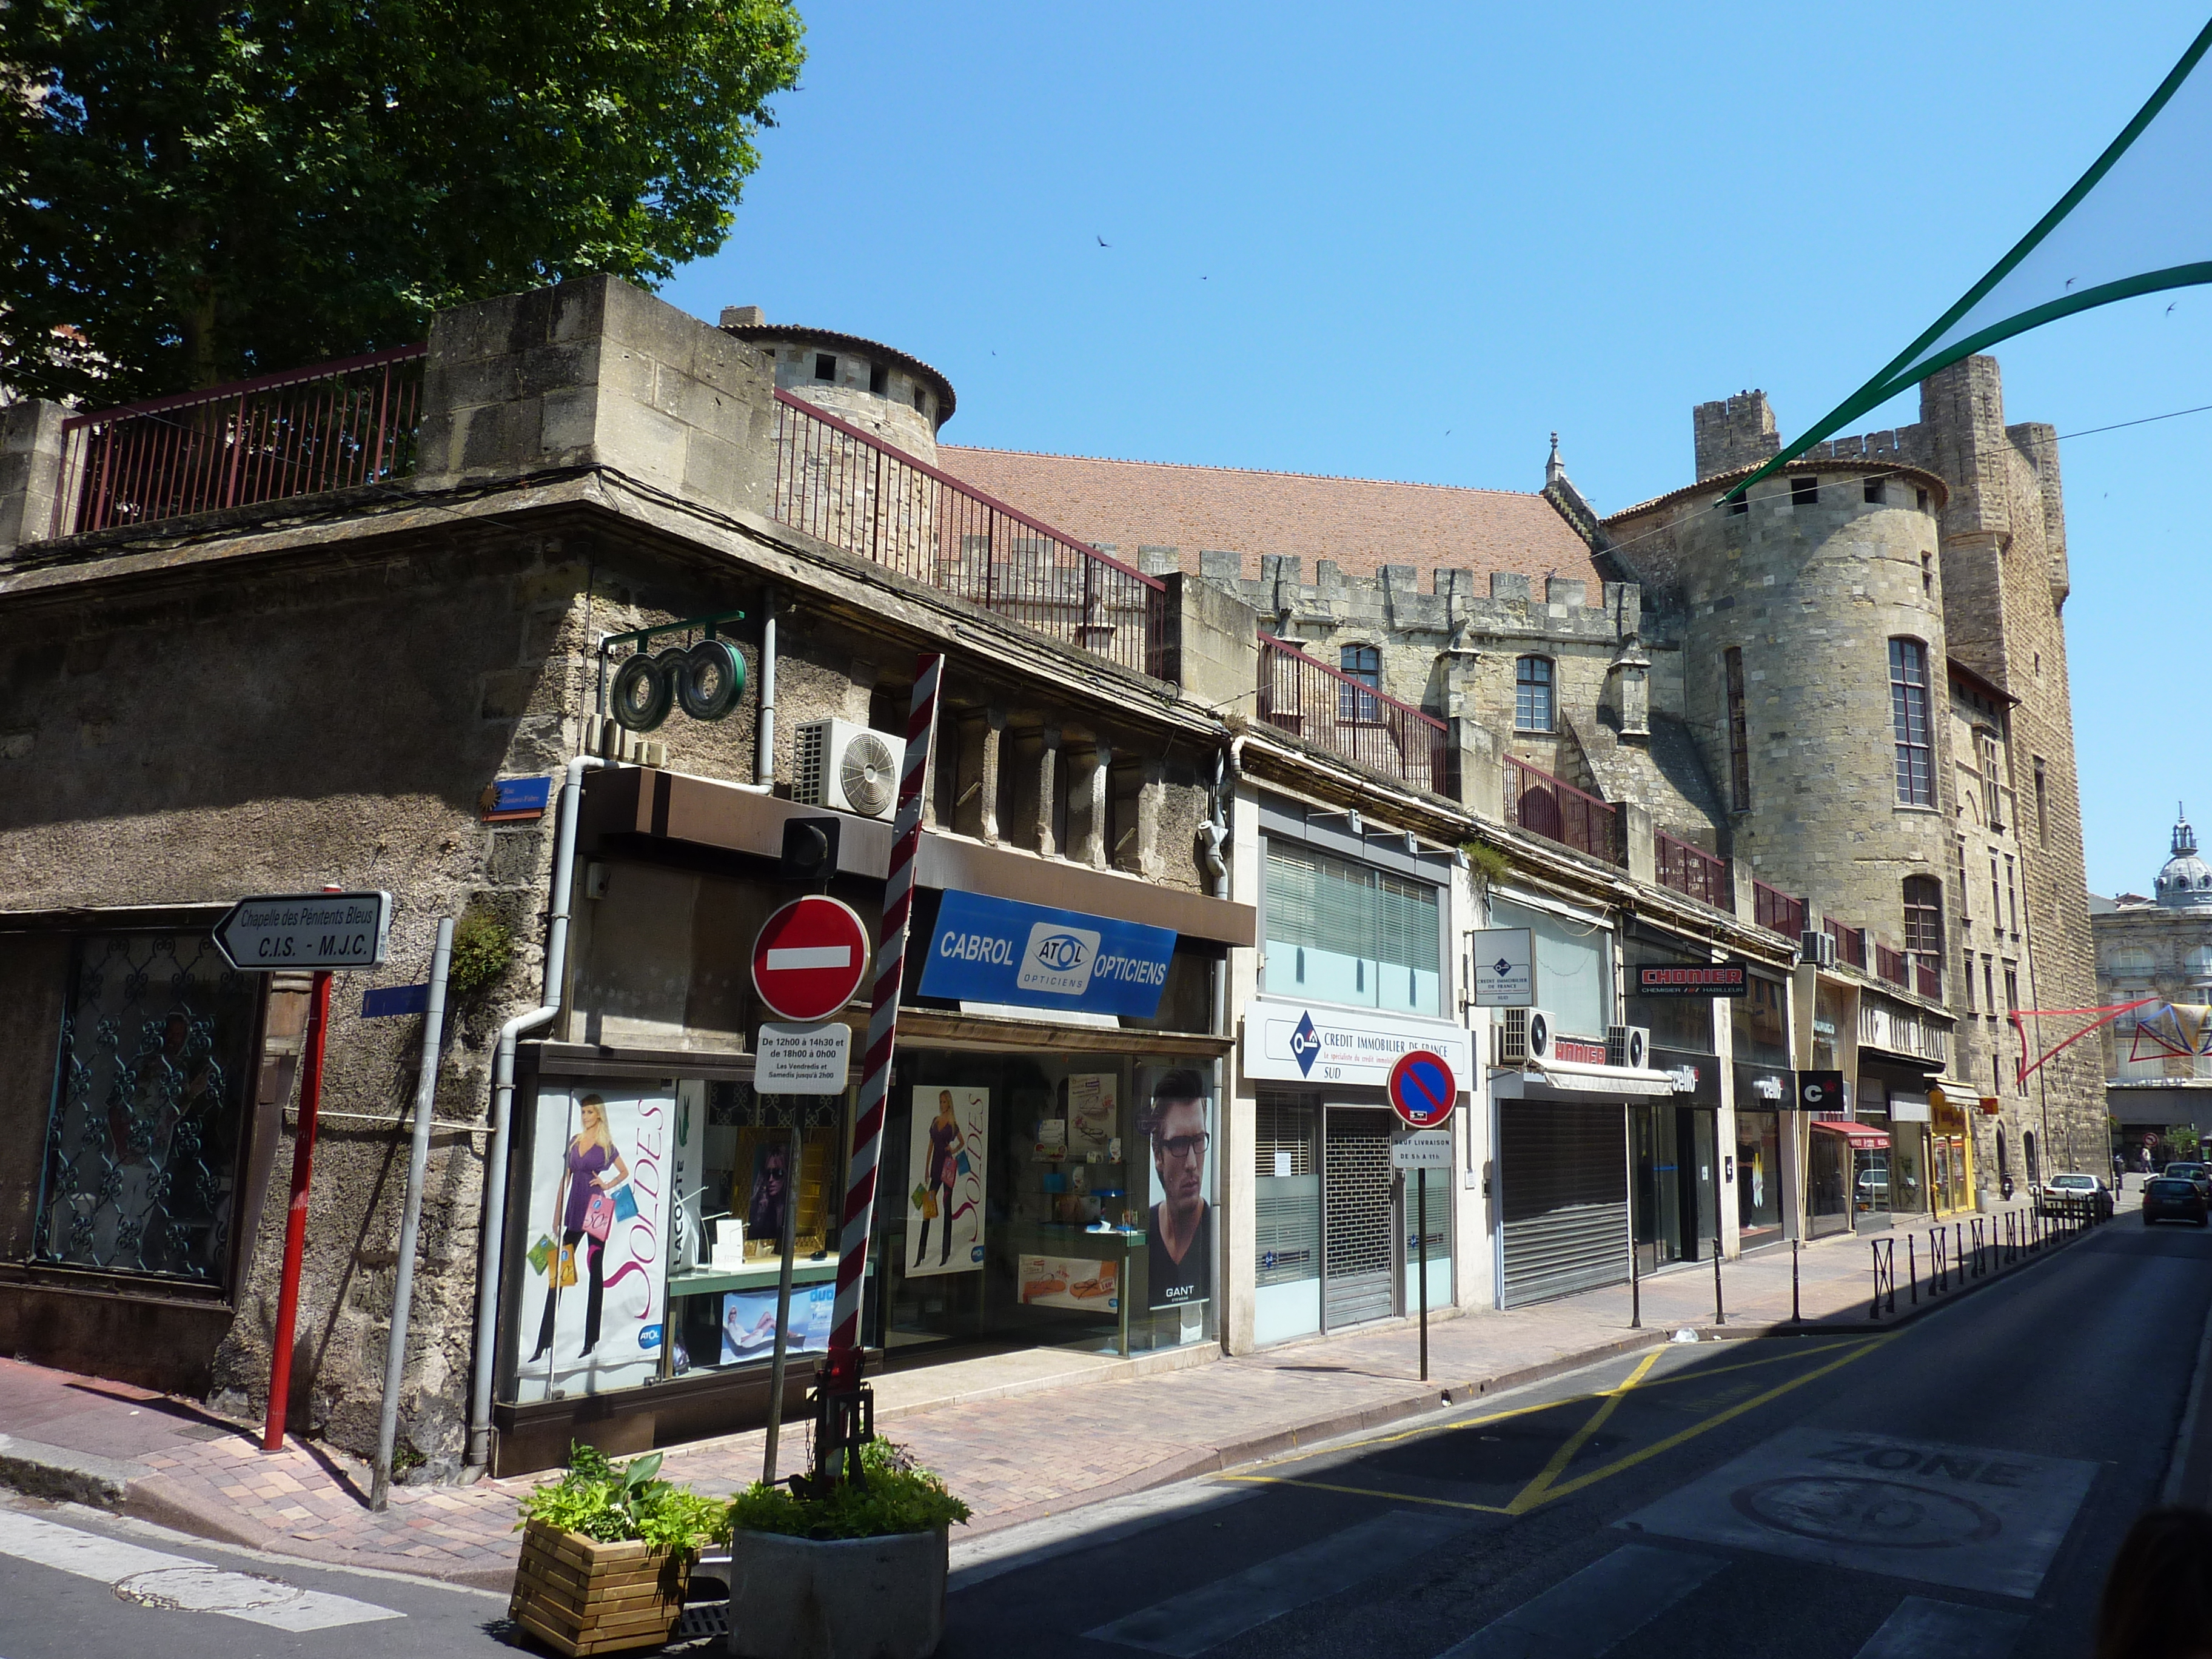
(2155, 807, 2212, 910)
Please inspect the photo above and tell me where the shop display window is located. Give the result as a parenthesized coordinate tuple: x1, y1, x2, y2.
(1732, 975, 1791, 1068)
(1621, 937, 1718, 1054)
(1254, 1093, 1320, 1345)
(879, 1049, 1219, 1360)
(1735, 1111, 1782, 1241)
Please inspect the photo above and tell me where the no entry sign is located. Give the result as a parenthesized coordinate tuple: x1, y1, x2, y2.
(1387, 1048, 1456, 1128)
(752, 896, 870, 1022)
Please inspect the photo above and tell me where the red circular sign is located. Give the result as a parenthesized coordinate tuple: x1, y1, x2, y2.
(1387, 1049, 1456, 1129)
(751, 896, 871, 1022)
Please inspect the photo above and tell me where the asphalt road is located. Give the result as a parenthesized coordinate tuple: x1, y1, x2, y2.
(0, 1213, 2190, 1658)
(950, 1213, 2212, 1659)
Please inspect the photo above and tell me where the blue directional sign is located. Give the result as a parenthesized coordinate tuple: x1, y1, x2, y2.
(919, 890, 1178, 1019)
(361, 983, 431, 1019)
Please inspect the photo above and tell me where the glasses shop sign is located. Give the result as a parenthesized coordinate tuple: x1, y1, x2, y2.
(919, 890, 1178, 1019)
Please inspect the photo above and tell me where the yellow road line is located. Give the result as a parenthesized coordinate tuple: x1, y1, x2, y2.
(1218, 1473, 1514, 1513)
(1527, 1333, 1894, 1508)
(1508, 1347, 1663, 1513)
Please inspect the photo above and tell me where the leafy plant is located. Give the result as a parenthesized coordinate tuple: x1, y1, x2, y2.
(728, 1438, 972, 1541)
(1460, 838, 1513, 885)
(447, 906, 514, 999)
(515, 1444, 726, 1557)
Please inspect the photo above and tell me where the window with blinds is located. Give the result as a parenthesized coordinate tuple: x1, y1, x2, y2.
(1263, 840, 1441, 1014)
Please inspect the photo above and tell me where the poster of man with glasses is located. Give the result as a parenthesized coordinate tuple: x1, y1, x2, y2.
(1141, 1067, 1213, 1310)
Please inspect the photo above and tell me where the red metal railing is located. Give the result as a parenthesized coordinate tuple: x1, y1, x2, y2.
(1256, 634, 1451, 793)
(1823, 916, 1867, 970)
(1874, 942, 1910, 989)
(773, 390, 1167, 680)
(57, 345, 427, 537)
(1914, 956, 1943, 999)
(1655, 830, 1729, 909)
(1752, 880, 1806, 940)
(1503, 754, 1620, 863)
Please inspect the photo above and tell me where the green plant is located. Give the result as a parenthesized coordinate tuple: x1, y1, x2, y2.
(728, 1438, 972, 1541)
(1460, 839, 1513, 886)
(447, 907, 514, 999)
(515, 1444, 727, 1558)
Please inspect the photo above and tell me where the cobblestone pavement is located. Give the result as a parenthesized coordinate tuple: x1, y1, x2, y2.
(0, 1197, 2064, 1591)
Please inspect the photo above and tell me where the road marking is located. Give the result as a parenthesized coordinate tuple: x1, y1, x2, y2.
(0, 1508, 401, 1631)
(1852, 1596, 2026, 1657)
(949, 1484, 1256, 1591)
(1218, 1473, 1512, 1513)
(1432, 1543, 1727, 1658)
(1509, 1348, 1663, 1512)
(1619, 1428, 2096, 1599)
(1085, 1509, 1467, 1656)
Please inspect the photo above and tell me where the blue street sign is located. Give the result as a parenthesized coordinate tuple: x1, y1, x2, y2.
(919, 890, 1178, 1019)
(361, 982, 430, 1019)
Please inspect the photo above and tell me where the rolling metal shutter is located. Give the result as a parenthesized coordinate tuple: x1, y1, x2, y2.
(1324, 1108, 1396, 1327)
(1500, 1101, 1627, 1306)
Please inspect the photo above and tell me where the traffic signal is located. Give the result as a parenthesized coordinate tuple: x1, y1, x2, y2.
(779, 817, 841, 885)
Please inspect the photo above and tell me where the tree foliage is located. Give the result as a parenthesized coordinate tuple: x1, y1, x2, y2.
(2, 0, 806, 404)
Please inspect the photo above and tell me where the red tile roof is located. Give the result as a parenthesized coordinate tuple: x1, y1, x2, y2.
(939, 446, 1606, 589)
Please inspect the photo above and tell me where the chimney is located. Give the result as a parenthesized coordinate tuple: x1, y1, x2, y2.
(720, 305, 766, 327)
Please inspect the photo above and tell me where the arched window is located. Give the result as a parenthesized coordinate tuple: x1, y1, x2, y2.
(1903, 876, 1943, 980)
(1889, 638, 1934, 806)
(1515, 656, 1554, 732)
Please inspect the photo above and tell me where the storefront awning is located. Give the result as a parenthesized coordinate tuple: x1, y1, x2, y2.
(1493, 1057, 1679, 1099)
(1810, 1119, 1891, 1150)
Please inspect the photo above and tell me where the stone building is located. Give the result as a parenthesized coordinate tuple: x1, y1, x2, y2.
(2095, 812, 2212, 1151)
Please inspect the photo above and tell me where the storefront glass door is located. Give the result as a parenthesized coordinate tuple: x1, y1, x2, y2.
(1255, 1093, 1321, 1345)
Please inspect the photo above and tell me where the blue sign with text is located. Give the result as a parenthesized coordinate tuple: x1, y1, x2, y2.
(919, 890, 1178, 1019)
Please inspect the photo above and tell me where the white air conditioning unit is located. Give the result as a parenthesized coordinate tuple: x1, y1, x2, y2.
(1524, 1008, 1558, 1064)
(1607, 1024, 1650, 1071)
(793, 718, 903, 819)
(1801, 928, 1838, 969)
(1495, 1008, 1529, 1066)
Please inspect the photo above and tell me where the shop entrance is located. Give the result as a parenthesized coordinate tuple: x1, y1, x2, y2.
(1631, 1103, 1718, 1270)
(1498, 1101, 1627, 1305)
(1323, 1106, 1396, 1328)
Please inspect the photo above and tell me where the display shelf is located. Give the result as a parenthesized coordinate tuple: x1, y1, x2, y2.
(667, 1256, 840, 1299)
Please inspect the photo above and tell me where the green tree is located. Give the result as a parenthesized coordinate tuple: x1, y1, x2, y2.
(2, 0, 806, 404)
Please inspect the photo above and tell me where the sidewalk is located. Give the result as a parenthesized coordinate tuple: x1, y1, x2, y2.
(0, 1197, 2073, 1592)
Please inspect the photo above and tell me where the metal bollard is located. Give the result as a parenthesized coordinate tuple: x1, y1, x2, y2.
(1908, 1234, 1918, 1304)
(1792, 1237, 1801, 1323)
(1713, 1238, 1725, 1326)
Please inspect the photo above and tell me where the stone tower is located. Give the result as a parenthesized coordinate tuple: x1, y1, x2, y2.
(719, 306, 954, 463)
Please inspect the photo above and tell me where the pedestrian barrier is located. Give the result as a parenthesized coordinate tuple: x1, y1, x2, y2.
(1869, 1196, 2108, 1321)
(1869, 1236, 1896, 1318)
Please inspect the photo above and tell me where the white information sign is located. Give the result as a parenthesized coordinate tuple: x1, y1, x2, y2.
(1471, 928, 1534, 1008)
(214, 890, 392, 971)
(1244, 997, 1474, 1090)
(754, 1022, 853, 1093)
(1392, 1130, 1452, 1170)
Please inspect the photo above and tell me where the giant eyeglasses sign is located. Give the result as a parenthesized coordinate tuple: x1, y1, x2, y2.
(603, 609, 749, 733)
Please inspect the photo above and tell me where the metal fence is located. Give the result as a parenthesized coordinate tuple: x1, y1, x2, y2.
(772, 390, 1168, 680)
(1914, 956, 1944, 1000)
(58, 345, 427, 537)
(1752, 880, 1806, 939)
(1654, 830, 1729, 909)
(1874, 942, 1911, 989)
(1256, 634, 1450, 793)
(1823, 916, 1868, 970)
(1503, 755, 1620, 863)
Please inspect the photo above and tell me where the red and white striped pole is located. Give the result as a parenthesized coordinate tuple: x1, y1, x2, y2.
(830, 654, 942, 1355)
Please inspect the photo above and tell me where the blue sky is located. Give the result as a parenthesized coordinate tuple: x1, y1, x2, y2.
(662, 1, 2210, 899)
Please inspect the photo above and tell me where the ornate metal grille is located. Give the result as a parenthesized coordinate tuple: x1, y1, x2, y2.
(35, 934, 256, 1283)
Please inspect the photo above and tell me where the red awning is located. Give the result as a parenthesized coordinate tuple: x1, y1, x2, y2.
(1809, 1119, 1892, 1150)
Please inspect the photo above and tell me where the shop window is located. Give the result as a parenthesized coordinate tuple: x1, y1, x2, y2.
(1253, 1092, 1319, 1346)
(1889, 638, 1934, 805)
(1263, 840, 1440, 1015)
(1731, 973, 1790, 1068)
(1724, 647, 1751, 810)
(1515, 656, 1553, 732)
(35, 932, 259, 1284)
(1622, 937, 1718, 1053)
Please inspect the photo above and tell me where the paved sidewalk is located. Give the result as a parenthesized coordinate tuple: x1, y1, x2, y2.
(0, 1197, 2076, 1593)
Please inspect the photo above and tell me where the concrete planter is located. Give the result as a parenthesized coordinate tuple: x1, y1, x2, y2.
(725, 1526, 947, 1659)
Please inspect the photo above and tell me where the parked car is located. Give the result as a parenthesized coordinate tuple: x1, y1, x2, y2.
(2038, 1172, 2114, 1219)
(2163, 1162, 2212, 1199)
(2143, 1176, 2210, 1227)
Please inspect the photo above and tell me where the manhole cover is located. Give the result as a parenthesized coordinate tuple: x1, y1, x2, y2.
(114, 1566, 307, 1616)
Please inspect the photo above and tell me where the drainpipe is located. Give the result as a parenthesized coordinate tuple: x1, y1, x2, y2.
(466, 753, 605, 1468)
(756, 590, 777, 789)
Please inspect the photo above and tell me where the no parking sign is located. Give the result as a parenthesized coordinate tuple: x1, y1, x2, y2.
(1387, 1049, 1456, 1128)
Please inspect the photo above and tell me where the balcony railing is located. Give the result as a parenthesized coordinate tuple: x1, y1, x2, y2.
(1503, 754, 1620, 863)
(773, 390, 1167, 680)
(1874, 942, 1911, 989)
(1823, 916, 1867, 970)
(57, 345, 427, 537)
(1914, 955, 1944, 1000)
(1256, 634, 1450, 793)
(1752, 880, 1806, 940)
(1654, 830, 1729, 910)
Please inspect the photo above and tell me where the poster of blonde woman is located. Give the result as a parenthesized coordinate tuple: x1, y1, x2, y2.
(514, 1085, 674, 1403)
(906, 1086, 988, 1277)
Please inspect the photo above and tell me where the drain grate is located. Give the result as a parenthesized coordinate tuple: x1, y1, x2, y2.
(674, 1601, 731, 1642)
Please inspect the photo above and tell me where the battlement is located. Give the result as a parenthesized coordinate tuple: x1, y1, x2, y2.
(1693, 390, 1780, 481)
(1147, 545, 1637, 642)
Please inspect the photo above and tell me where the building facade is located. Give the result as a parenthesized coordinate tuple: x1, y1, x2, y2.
(2096, 813, 2212, 1156)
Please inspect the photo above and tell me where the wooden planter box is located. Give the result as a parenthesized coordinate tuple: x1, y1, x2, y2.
(510, 1518, 692, 1657)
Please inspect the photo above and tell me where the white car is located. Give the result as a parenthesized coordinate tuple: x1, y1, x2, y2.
(2037, 1172, 2113, 1219)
